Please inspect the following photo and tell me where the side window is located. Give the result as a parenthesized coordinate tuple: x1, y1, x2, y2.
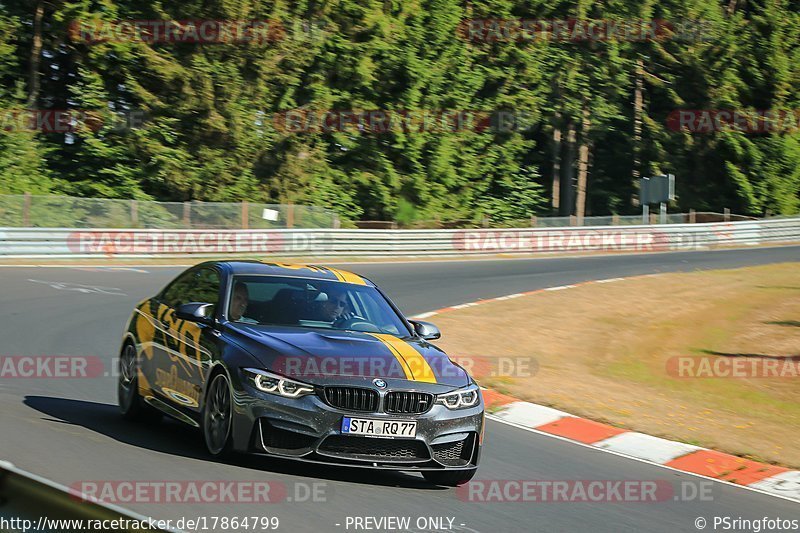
(161, 270, 196, 309)
(161, 268, 221, 317)
(191, 269, 221, 311)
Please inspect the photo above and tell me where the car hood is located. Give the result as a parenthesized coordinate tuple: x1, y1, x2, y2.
(225, 323, 470, 389)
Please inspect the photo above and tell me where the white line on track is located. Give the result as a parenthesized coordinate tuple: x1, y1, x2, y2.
(543, 285, 576, 291)
(27, 279, 127, 296)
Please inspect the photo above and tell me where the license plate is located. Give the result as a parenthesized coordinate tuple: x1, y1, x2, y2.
(341, 417, 417, 438)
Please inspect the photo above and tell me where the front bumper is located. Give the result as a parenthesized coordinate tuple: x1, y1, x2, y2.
(231, 379, 484, 471)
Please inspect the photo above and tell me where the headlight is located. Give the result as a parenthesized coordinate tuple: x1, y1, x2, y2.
(435, 383, 481, 410)
(242, 368, 315, 398)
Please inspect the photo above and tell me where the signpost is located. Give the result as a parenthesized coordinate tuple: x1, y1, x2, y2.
(640, 174, 675, 224)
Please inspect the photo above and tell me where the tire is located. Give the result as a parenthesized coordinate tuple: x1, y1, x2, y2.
(422, 469, 477, 487)
(202, 372, 234, 458)
(118, 343, 161, 423)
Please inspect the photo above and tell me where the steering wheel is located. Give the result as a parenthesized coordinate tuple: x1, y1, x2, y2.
(337, 316, 381, 333)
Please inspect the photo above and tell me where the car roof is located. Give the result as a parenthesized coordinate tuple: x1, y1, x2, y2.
(211, 260, 373, 286)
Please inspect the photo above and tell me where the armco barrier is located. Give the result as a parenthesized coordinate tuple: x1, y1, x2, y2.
(0, 217, 799, 258)
(0, 461, 173, 531)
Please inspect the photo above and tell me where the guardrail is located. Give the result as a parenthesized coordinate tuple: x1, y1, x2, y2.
(0, 461, 173, 532)
(0, 217, 798, 258)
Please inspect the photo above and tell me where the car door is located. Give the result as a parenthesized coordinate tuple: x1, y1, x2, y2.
(150, 267, 222, 413)
(137, 269, 195, 400)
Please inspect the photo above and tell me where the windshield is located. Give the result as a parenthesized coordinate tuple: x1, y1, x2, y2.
(227, 275, 410, 336)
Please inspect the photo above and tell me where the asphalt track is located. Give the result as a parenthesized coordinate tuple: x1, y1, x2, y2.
(1, 246, 799, 532)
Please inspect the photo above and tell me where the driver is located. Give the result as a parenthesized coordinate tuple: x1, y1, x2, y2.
(230, 281, 258, 324)
(319, 286, 350, 323)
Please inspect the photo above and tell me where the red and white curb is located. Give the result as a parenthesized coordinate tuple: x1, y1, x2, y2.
(411, 277, 800, 504)
(482, 390, 799, 503)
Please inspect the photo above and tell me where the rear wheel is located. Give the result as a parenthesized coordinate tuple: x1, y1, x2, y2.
(203, 372, 234, 458)
(422, 469, 476, 487)
(118, 343, 161, 422)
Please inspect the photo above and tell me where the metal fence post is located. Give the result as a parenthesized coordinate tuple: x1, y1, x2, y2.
(23, 192, 31, 227)
(130, 199, 138, 227)
(182, 201, 191, 228)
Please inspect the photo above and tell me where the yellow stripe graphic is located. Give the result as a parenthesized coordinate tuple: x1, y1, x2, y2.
(322, 266, 346, 282)
(259, 262, 366, 285)
(265, 263, 328, 274)
(321, 266, 366, 285)
(370, 334, 437, 383)
(337, 270, 367, 285)
(371, 334, 414, 380)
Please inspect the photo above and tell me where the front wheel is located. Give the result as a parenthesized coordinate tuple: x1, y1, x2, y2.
(202, 372, 234, 458)
(422, 469, 477, 487)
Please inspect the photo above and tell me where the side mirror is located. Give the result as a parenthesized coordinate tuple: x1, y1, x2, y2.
(175, 302, 215, 324)
(410, 320, 441, 341)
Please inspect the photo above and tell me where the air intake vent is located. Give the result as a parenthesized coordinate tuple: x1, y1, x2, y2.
(431, 435, 474, 466)
(260, 421, 317, 451)
(319, 435, 429, 460)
